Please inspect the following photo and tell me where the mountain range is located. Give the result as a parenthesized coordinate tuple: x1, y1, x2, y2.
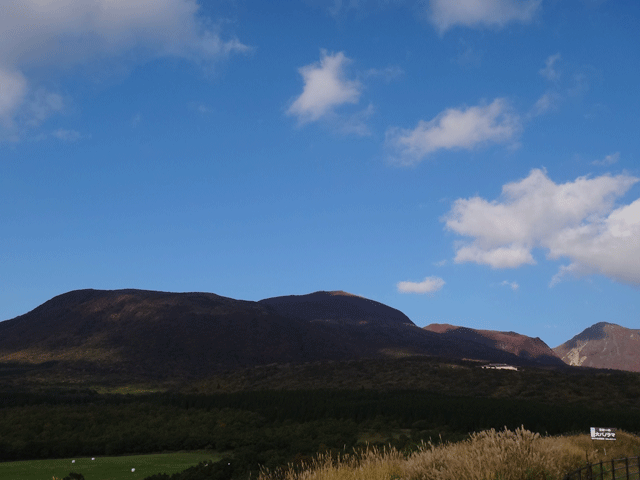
(423, 324, 562, 365)
(0, 289, 637, 381)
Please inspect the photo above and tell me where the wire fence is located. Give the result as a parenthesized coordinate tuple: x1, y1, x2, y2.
(563, 457, 640, 480)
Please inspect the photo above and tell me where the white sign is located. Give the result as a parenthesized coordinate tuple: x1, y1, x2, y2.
(590, 427, 616, 440)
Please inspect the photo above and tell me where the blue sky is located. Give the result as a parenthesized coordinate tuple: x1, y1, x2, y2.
(1, 0, 639, 348)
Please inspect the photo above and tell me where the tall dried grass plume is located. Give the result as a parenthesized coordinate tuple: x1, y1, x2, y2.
(259, 427, 640, 480)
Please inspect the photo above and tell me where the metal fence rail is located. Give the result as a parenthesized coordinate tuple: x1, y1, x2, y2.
(563, 457, 640, 480)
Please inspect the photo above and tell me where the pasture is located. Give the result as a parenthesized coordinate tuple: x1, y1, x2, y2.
(0, 451, 220, 480)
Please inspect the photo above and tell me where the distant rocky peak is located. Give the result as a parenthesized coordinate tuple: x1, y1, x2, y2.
(553, 322, 640, 372)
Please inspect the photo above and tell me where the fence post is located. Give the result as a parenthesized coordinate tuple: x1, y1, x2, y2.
(625, 458, 629, 480)
(564, 456, 640, 480)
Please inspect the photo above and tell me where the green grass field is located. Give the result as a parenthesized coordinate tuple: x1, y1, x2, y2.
(0, 451, 222, 480)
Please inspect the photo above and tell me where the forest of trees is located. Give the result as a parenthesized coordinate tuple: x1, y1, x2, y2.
(2, 387, 640, 478)
(3, 356, 640, 479)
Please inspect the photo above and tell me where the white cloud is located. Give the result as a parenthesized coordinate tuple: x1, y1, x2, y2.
(0, 0, 248, 137)
(288, 50, 362, 123)
(0, 0, 248, 67)
(397, 276, 445, 294)
(539, 53, 561, 81)
(386, 98, 520, 166)
(443, 168, 640, 286)
(454, 245, 535, 268)
(592, 152, 620, 166)
(546, 198, 640, 286)
(428, 0, 541, 34)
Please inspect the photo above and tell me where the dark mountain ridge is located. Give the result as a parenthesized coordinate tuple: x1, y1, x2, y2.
(0, 288, 563, 381)
(424, 323, 564, 366)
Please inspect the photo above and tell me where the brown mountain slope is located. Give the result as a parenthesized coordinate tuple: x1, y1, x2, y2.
(0, 289, 563, 382)
(553, 322, 640, 372)
(424, 323, 565, 367)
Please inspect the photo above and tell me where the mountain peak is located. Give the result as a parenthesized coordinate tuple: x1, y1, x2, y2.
(553, 322, 640, 372)
(328, 290, 363, 298)
(259, 291, 415, 328)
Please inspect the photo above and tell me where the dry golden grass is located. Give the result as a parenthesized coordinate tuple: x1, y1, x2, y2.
(259, 447, 405, 480)
(259, 427, 640, 480)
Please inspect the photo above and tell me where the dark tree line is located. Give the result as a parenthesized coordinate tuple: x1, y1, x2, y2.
(1, 388, 639, 478)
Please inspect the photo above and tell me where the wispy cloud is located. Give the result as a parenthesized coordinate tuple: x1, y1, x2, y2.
(130, 113, 142, 128)
(568, 72, 591, 97)
(530, 53, 598, 118)
(539, 53, 561, 81)
(189, 102, 212, 115)
(52, 128, 83, 142)
(592, 152, 620, 166)
(0, 67, 28, 129)
(397, 276, 445, 294)
(452, 39, 483, 68)
(428, 0, 541, 34)
(337, 103, 375, 136)
(386, 98, 520, 166)
(529, 91, 561, 117)
(500, 280, 519, 291)
(364, 66, 404, 82)
(287, 50, 362, 123)
(317, 0, 395, 18)
(34, 128, 87, 142)
(23, 90, 65, 127)
(443, 168, 640, 286)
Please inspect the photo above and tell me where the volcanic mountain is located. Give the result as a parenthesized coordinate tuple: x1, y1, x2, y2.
(553, 322, 640, 372)
(423, 323, 565, 366)
(0, 288, 565, 381)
